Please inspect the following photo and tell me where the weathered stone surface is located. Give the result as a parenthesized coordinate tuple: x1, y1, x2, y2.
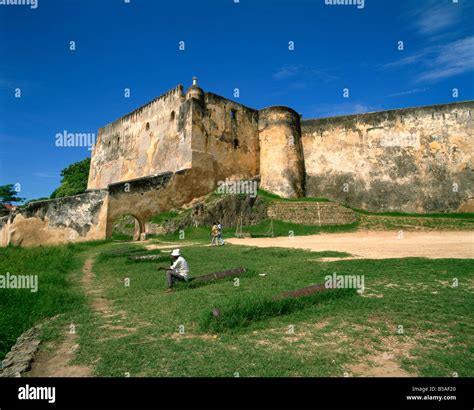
(302, 101, 474, 212)
(267, 202, 356, 225)
(0, 190, 109, 246)
(0, 326, 41, 377)
(88, 85, 262, 192)
(88, 85, 191, 189)
(197, 93, 260, 182)
(259, 106, 305, 198)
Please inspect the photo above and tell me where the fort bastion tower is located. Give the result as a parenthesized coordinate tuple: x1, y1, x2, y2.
(87, 77, 306, 199)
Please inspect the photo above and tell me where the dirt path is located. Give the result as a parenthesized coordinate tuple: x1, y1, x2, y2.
(227, 231, 474, 259)
(81, 256, 138, 341)
(27, 255, 137, 377)
(26, 257, 101, 377)
(27, 330, 91, 377)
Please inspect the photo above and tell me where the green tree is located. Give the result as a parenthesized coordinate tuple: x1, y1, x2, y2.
(50, 157, 91, 199)
(0, 184, 24, 205)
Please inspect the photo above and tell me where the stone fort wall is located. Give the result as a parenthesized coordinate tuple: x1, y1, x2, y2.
(87, 85, 192, 190)
(89, 81, 472, 214)
(88, 80, 305, 199)
(1, 80, 472, 247)
(191, 93, 260, 183)
(302, 101, 473, 212)
(267, 202, 356, 226)
(0, 190, 109, 247)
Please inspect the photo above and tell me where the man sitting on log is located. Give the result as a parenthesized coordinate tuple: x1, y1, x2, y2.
(163, 249, 189, 293)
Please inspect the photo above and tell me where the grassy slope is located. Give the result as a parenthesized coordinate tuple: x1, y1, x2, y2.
(151, 213, 473, 244)
(0, 241, 113, 361)
(256, 189, 331, 203)
(147, 191, 474, 241)
(0, 245, 85, 360)
(152, 219, 359, 243)
(70, 242, 473, 377)
(358, 213, 474, 230)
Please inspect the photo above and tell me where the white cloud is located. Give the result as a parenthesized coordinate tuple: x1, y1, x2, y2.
(381, 52, 428, 69)
(382, 36, 474, 83)
(272, 65, 302, 80)
(387, 87, 429, 97)
(412, 1, 461, 36)
(272, 65, 337, 82)
(419, 36, 474, 81)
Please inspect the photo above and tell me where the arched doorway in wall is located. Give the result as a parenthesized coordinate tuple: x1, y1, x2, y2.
(110, 214, 143, 241)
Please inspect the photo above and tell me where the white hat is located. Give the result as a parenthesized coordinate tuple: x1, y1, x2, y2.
(171, 249, 181, 257)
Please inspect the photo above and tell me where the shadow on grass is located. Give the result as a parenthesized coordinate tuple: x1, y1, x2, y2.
(198, 288, 357, 333)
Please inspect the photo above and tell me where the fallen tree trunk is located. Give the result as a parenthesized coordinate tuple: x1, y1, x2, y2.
(128, 254, 167, 261)
(272, 283, 329, 300)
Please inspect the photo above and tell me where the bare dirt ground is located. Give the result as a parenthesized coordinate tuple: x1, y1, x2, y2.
(227, 231, 474, 259)
(27, 255, 138, 377)
(27, 330, 92, 377)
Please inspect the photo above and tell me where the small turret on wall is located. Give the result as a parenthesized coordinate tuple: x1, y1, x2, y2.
(185, 76, 205, 102)
(258, 106, 305, 198)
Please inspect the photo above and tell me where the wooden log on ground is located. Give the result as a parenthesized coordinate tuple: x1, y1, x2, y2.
(272, 283, 329, 300)
(192, 267, 246, 283)
(103, 247, 138, 255)
(127, 254, 168, 261)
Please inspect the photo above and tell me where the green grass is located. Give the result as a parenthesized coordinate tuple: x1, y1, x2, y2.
(0, 245, 87, 360)
(65, 240, 111, 252)
(96, 247, 162, 262)
(173, 268, 260, 292)
(148, 213, 472, 238)
(152, 219, 359, 243)
(357, 213, 474, 231)
(151, 226, 213, 243)
(198, 288, 357, 333)
(1, 232, 473, 377)
(71, 240, 473, 377)
(111, 232, 133, 241)
(149, 211, 181, 224)
(349, 206, 474, 219)
(244, 218, 358, 237)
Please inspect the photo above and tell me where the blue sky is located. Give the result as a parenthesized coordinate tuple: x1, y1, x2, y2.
(0, 0, 473, 201)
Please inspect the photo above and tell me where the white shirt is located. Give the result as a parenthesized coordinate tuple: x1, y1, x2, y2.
(170, 256, 189, 279)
